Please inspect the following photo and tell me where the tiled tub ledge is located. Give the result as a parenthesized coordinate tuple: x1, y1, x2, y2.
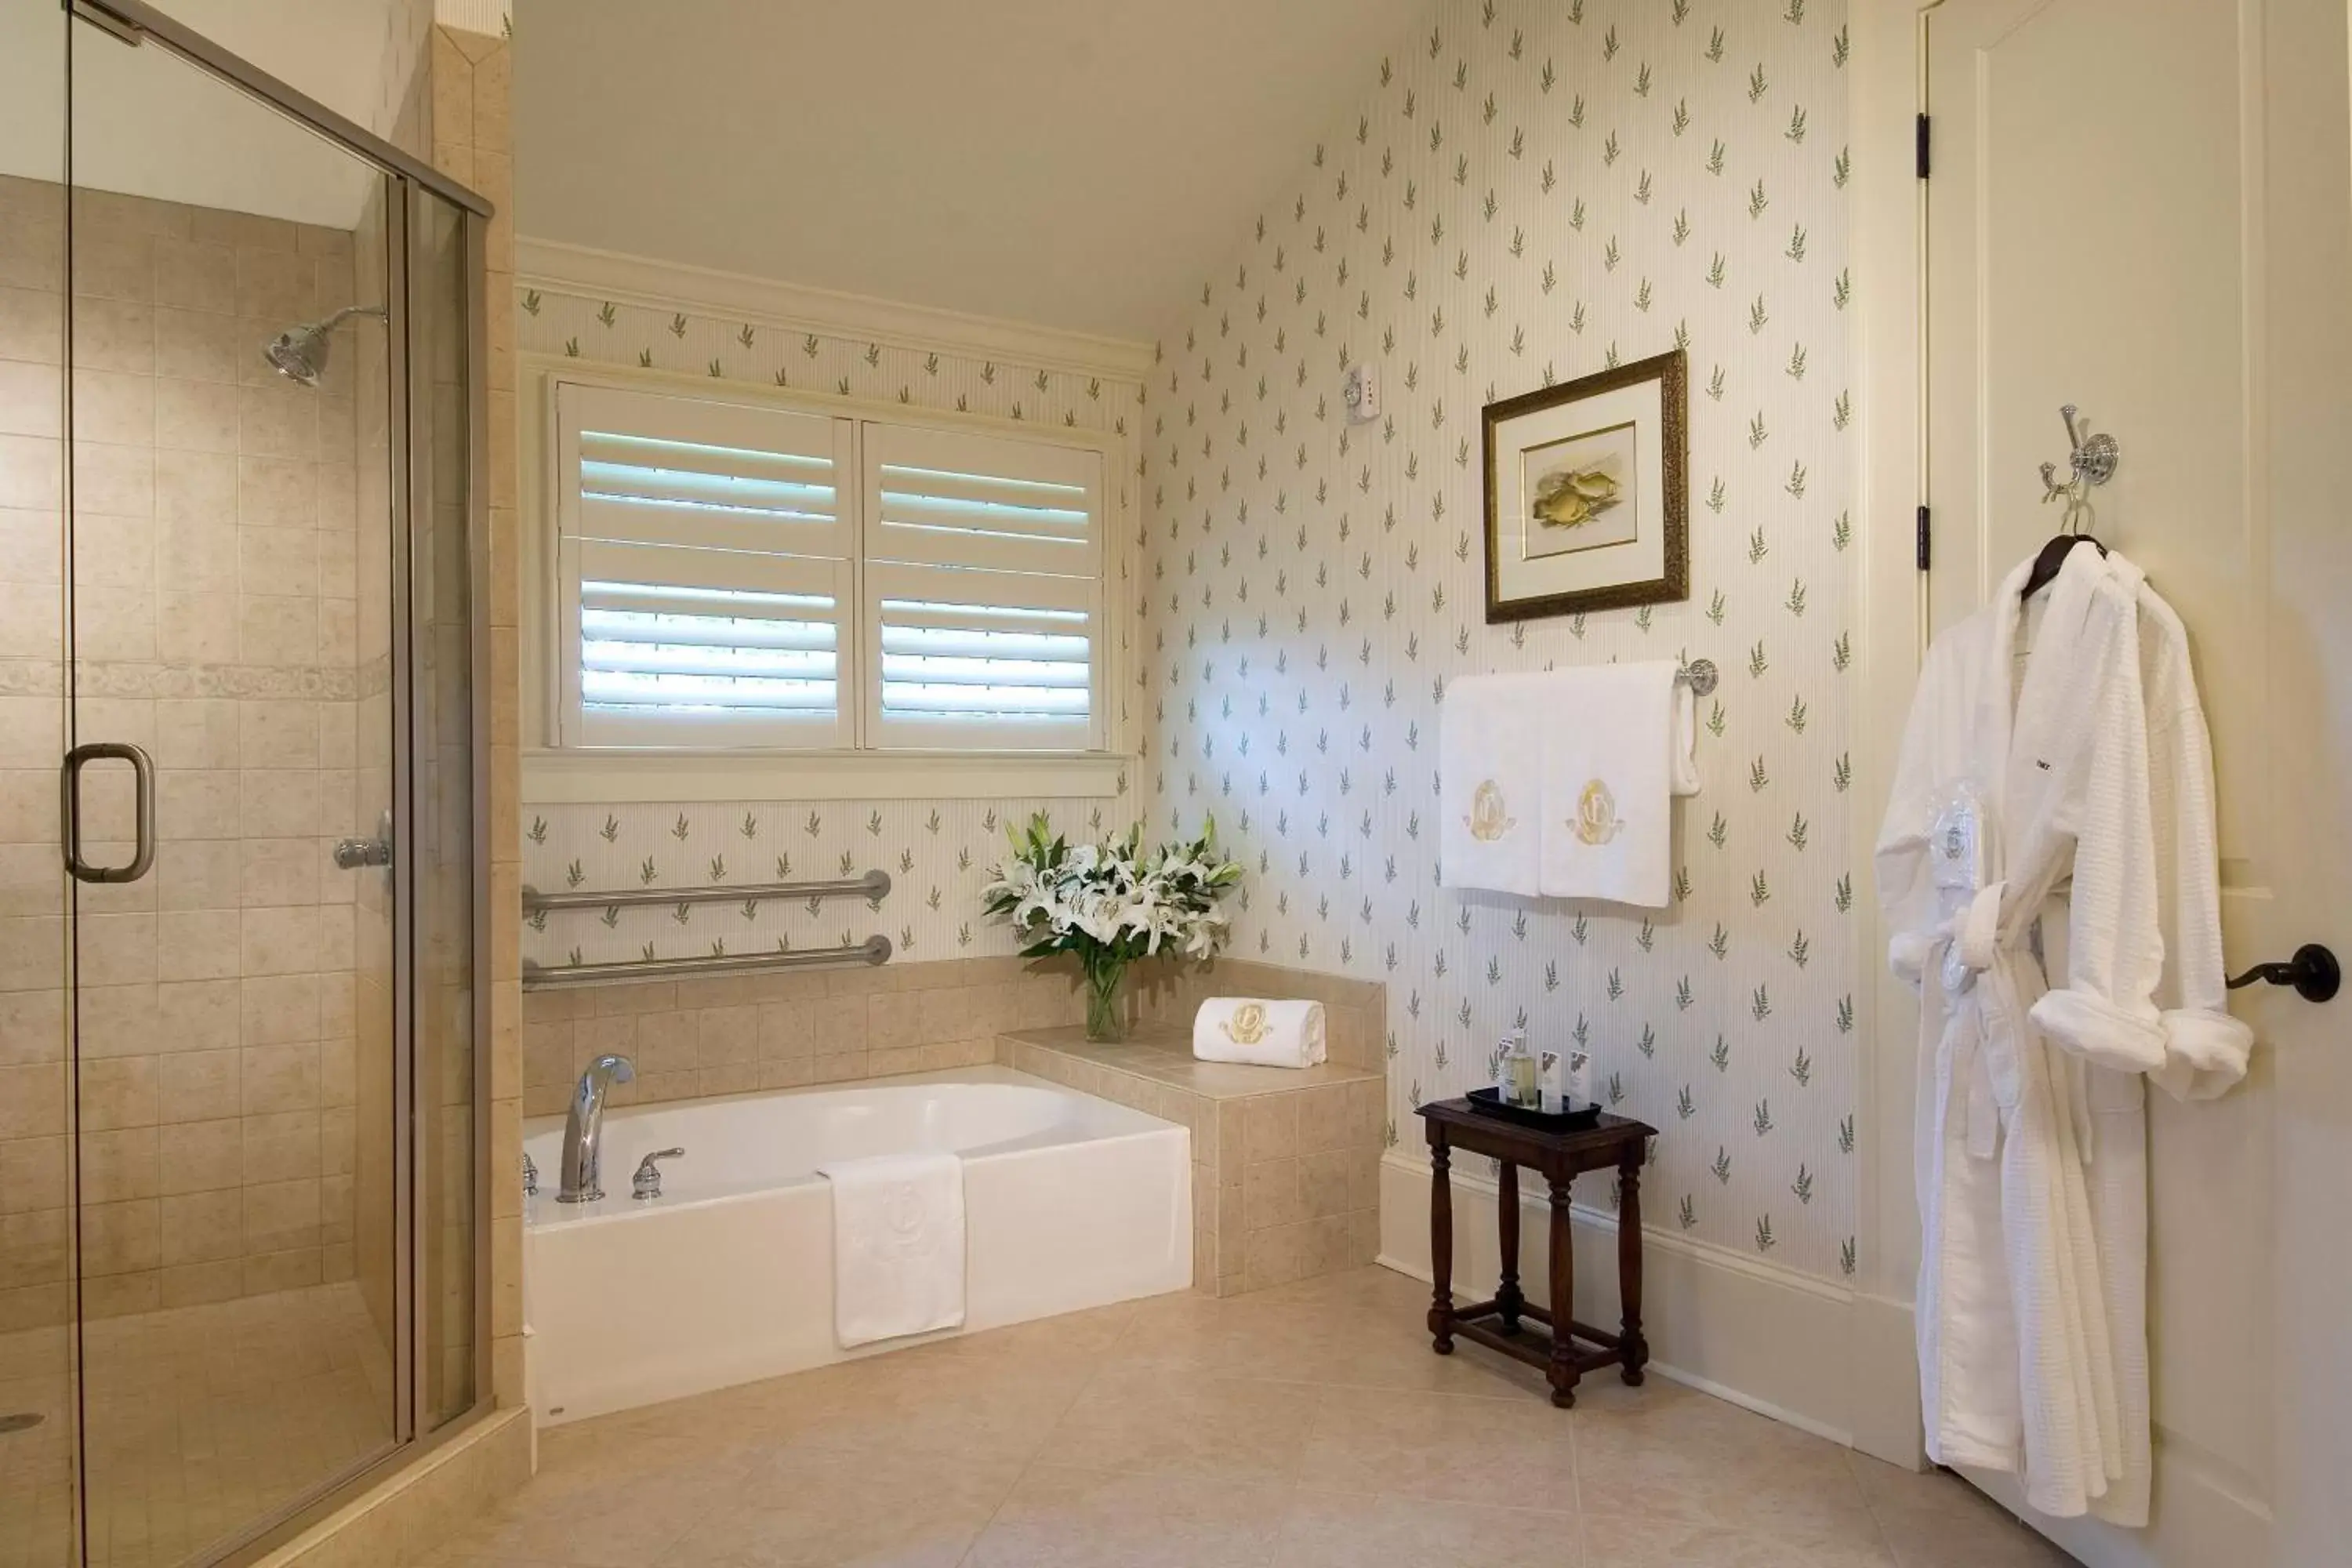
(996, 1025, 1385, 1298)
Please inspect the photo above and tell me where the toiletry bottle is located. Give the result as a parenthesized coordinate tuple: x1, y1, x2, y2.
(1508, 1034, 1539, 1108)
(1538, 1050, 1566, 1115)
(1565, 1048, 1592, 1110)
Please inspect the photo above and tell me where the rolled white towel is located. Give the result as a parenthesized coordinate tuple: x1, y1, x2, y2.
(1192, 997, 1327, 1069)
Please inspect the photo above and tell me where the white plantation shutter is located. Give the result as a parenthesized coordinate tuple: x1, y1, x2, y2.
(545, 378, 1111, 758)
(861, 423, 1105, 750)
(555, 383, 855, 747)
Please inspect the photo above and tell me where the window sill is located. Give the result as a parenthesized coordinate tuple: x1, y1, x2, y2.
(521, 747, 1131, 805)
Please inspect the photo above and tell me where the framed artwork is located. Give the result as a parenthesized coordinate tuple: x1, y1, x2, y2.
(1482, 348, 1689, 622)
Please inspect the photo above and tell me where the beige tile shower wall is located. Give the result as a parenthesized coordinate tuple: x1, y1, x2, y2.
(0, 175, 376, 1327)
(518, 956, 1089, 1117)
(426, 21, 524, 1410)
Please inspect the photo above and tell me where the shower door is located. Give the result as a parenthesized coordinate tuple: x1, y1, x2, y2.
(65, 21, 408, 1568)
(0, 4, 486, 1566)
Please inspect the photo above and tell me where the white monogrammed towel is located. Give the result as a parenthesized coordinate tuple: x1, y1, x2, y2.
(1439, 672, 1547, 895)
(815, 1149, 965, 1347)
(1536, 661, 1697, 908)
(1191, 997, 1327, 1069)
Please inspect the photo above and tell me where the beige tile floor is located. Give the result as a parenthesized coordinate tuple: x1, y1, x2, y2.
(426, 1266, 2074, 1568)
(0, 1282, 396, 1568)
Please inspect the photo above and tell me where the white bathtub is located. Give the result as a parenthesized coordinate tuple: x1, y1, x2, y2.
(521, 1066, 1191, 1425)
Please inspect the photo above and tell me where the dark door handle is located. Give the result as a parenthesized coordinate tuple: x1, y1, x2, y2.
(62, 742, 155, 884)
(2224, 944, 2339, 1004)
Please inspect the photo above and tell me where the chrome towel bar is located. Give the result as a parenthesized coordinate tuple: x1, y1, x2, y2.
(521, 935, 894, 991)
(523, 868, 891, 914)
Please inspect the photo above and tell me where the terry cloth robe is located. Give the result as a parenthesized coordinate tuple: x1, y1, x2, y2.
(1876, 543, 2249, 1524)
(2059, 574, 2256, 1526)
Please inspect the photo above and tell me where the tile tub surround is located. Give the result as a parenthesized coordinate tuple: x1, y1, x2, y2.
(413, 1265, 2071, 1568)
(998, 1024, 1386, 1298)
(517, 956, 1097, 1118)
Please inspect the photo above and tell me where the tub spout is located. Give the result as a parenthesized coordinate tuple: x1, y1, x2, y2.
(557, 1054, 635, 1203)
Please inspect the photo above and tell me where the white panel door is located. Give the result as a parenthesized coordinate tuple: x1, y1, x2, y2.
(1923, 0, 2352, 1561)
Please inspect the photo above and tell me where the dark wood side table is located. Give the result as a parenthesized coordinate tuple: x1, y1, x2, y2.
(1416, 1098, 1657, 1408)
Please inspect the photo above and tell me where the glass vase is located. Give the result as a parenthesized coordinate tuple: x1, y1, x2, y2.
(1082, 956, 1129, 1042)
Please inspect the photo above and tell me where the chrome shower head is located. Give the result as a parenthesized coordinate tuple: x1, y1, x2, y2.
(263, 304, 386, 387)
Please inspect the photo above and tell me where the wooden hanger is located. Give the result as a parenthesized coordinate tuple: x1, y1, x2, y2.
(2020, 531, 2106, 601)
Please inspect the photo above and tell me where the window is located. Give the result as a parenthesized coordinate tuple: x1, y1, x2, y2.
(550, 380, 1108, 757)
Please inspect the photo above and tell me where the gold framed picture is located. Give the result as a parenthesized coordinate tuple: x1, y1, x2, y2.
(1483, 349, 1689, 622)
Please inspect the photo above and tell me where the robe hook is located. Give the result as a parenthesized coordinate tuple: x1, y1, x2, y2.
(2040, 405, 2119, 535)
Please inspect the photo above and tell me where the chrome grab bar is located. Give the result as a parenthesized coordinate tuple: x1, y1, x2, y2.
(521, 868, 890, 913)
(61, 742, 156, 884)
(520, 935, 894, 992)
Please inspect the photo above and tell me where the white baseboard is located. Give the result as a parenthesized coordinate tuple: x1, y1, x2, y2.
(1960, 1453, 2271, 1568)
(1377, 1150, 1868, 1444)
(1847, 1287, 1926, 1468)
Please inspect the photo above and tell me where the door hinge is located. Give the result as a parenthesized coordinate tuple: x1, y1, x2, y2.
(1915, 114, 1931, 179)
(1916, 506, 1933, 572)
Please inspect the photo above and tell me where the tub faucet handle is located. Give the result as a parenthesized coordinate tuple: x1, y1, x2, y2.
(631, 1147, 684, 1201)
(522, 1150, 539, 1198)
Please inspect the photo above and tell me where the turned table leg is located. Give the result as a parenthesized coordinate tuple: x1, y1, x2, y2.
(1428, 1140, 1455, 1354)
(1617, 1155, 1649, 1385)
(1547, 1175, 1578, 1408)
(1495, 1160, 1524, 1333)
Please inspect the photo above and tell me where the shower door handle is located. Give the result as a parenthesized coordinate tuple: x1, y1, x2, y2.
(62, 742, 156, 884)
(334, 810, 394, 870)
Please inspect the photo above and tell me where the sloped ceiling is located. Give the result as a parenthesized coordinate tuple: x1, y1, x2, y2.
(512, 0, 1434, 344)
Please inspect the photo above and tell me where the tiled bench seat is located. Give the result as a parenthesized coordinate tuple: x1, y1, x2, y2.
(996, 1024, 1385, 1297)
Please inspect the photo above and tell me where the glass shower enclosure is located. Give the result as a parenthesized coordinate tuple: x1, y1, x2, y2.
(0, 2, 490, 1565)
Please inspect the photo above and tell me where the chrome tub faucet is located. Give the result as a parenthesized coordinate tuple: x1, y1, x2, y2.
(557, 1053, 635, 1203)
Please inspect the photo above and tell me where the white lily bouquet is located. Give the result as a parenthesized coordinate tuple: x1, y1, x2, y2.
(982, 813, 1243, 1040)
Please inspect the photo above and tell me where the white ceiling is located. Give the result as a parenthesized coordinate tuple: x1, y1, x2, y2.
(513, 0, 1434, 346)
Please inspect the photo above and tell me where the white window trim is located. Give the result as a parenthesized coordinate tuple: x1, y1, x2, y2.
(521, 355, 1134, 804)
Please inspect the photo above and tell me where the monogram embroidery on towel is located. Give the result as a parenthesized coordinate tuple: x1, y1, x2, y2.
(1465, 779, 1517, 842)
(1572, 779, 1624, 845)
(1220, 1002, 1270, 1045)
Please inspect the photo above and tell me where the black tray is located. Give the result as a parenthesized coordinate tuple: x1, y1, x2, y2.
(1466, 1087, 1602, 1131)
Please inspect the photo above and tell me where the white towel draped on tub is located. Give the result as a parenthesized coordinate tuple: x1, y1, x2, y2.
(1439, 672, 1547, 895)
(1192, 997, 1327, 1069)
(1536, 660, 1699, 909)
(815, 1149, 966, 1348)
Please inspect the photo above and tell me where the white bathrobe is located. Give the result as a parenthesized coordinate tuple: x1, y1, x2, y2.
(1876, 543, 2252, 1525)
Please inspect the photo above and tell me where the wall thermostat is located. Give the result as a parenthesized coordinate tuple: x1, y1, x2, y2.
(1342, 363, 1379, 424)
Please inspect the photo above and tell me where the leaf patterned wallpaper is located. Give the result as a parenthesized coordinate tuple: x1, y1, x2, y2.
(513, 288, 1144, 968)
(1138, 0, 1857, 1279)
